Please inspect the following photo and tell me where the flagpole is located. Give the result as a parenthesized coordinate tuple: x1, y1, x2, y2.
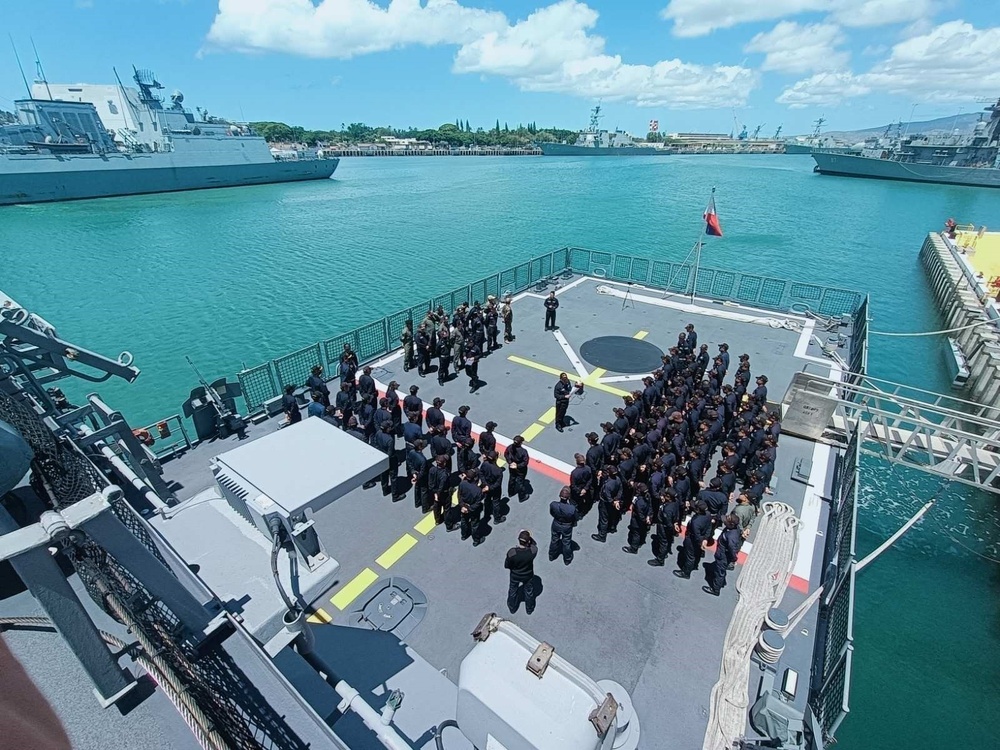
(690, 237, 702, 303)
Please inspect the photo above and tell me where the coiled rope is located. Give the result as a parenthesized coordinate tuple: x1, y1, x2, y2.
(701, 501, 800, 750)
(869, 319, 995, 337)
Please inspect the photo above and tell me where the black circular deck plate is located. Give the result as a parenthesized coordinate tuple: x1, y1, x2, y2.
(579, 336, 665, 374)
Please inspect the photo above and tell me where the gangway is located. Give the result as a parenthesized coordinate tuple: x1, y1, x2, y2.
(782, 367, 1000, 494)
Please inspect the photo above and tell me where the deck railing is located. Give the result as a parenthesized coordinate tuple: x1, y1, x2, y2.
(237, 246, 865, 413)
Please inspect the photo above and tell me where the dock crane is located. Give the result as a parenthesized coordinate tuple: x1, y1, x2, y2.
(751, 124, 763, 140)
(773, 125, 782, 140)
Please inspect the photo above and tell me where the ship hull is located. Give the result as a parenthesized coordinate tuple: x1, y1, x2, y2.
(539, 143, 668, 156)
(0, 153, 340, 205)
(785, 144, 857, 155)
(812, 152, 1000, 188)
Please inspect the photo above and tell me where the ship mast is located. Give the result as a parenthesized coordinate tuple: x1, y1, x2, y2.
(588, 103, 602, 133)
(30, 38, 53, 100)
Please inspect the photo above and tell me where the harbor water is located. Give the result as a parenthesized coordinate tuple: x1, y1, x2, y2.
(2, 154, 999, 748)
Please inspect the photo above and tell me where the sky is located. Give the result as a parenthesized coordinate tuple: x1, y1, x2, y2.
(2, 0, 999, 136)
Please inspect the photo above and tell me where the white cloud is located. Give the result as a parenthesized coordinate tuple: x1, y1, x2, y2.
(454, 1, 756, 108)
(777, 20, 1000, 107)
(204, 0, 508, 58)
(206, 0, 758, 109)
(744, 22, 849, 74)
(777, 72, 870, 107)
(660, 0, 937, 37)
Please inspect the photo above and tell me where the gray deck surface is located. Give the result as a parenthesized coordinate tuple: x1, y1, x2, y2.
(2, 274, 848, 749)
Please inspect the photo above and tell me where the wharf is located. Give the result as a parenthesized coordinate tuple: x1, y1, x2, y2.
(919, 228, 1000, 403)
(1, 257, 865, 750)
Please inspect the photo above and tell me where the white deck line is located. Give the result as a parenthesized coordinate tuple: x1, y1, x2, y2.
(553, 330, 591, 380)
(598, 374, 649, 384)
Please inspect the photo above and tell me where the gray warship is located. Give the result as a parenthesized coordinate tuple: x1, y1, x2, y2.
(4, 246, 996, 750)
(0, 67, 338, 205)
(539, 105, 669, 156)
(811, 99, 1000, 188)
(783, 119, 858, 155)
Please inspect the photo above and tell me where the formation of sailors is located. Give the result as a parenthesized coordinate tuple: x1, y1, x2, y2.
(559, 324, 780, 596)
(282, 300, 780, 599)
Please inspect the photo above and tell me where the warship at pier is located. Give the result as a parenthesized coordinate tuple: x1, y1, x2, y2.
(0, 67, 338, 205)
(811, 99, 1000, 188)
(539, 105, 668, 156)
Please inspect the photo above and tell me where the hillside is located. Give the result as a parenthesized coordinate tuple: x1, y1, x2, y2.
(799, 112, 983, 141)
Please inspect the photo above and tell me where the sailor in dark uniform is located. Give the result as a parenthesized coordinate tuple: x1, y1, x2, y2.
(683, 323, 697, 354)
(480, 450, 506, 524)
(584, 432, 604, 502)
(358, 366, 377, 408)
(717, 343, 730, 376)
(478, 421, 498, 457)
(429, 425, 455, 478)
(281, 384, 301, 425)
(455, 468, 485, 545)
(426, 398, 446, 433)
(407, 439, 430, 511)
(464, 341, 482, 393)
(706, 514, 742, 596)
(553, 372, 572, 432)
(485, 301, 500, 351)
(549, 486, 578, 565)
(334, 382, 354, 428)
(415, 325, 431, 377)
(428, 455, 452, 526)
(591, 464, 622, 543)
(437, 329, 452, 385)
(648, 488, 681, 567)
(674, 500, 713, 579)
(569, 453, 593, 512)
(372, 422, 400, 500)
(698, 476, 730, 526)
(694, 344, 711, 382)
(752, 375, 769, 406)
(344, 415, 365, 441)
(543, 291, 559, 330)
(623, 482, 653, 554)
(503, 435, 530, 502)
(402, 414, 424, 451)
(403, 385, 423, 428)
(400, 320, 415, 372)
(306, 365, 330, 406)
(452, 405, 476, 472)
(385, 381, 402, 432)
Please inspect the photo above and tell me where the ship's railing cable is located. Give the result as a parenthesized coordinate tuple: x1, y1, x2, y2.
(869, 319, 995, 337)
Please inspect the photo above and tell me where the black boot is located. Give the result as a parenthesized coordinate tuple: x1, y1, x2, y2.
(647, 558, 665, 567)
(622, 546, 638, 554)
(702, 585, 721, 597)
(591, 533, 607, 543)
(673, 569, 691, 579)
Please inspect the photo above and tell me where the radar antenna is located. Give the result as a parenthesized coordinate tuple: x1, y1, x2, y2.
(588, 103, 603, 132)
(132, 66, 164, 108)
(811, 117, 826, 137)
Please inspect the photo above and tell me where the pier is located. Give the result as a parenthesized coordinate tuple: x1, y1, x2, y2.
(919, 229, 1000, 405)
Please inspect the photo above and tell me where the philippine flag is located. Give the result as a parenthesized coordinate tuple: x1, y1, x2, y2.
(704, 193, 723, 237)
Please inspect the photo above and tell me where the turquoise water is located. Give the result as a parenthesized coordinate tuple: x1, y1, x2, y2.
(2, 155, 999, 747)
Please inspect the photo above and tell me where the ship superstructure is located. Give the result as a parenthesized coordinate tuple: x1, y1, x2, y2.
(812, 99, 1000, 188)
(0, 67, 338, 205)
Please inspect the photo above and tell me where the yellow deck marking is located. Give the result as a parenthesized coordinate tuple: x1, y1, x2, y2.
(633, 330, 649, 340)
(330, 568, 378, 611)
(537, 406, 557, 425)
(510, 355, 628, 397)
(306, 608, 333, 624)
(497, 457, 507, 468)
(521, 422, 546, 442)
(414, 513, 437, 535)
(507, 355, 564, 377)
(376, 534, 418, 569)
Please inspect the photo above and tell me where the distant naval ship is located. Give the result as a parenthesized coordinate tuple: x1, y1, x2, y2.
(539, 104, 669, 156)
(812, 99, 1000, 188)
(0, 67, 339, 205)
(783, 118, 859, 155)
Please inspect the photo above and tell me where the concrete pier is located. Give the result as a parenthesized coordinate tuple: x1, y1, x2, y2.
(919, 231, 1000, 408)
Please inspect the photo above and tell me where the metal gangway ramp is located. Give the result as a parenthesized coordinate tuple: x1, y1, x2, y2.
(782, 366, 1000, 494)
